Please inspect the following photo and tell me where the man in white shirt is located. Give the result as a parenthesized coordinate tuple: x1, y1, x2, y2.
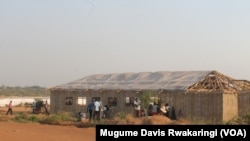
(93, 99, 101, 121)
(134, 98, 141, 117)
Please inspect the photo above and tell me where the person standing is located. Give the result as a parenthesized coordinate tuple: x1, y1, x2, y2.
(87, 99, 95, 122)
(102, 105, 110, 119)
(6, 100, 13, 115)
(44, 100, 50, 116)
(165, 103, 171, 118)
(147, 103, 153, 116)
(134, 98, 141, 117)
(93, 99, 101, 121)
(152, 102, 158, 115)
(31, 102, 36, 114)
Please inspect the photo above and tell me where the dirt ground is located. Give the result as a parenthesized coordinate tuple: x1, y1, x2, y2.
(0, 106, 190, 141)
(0, 106, 95, 141)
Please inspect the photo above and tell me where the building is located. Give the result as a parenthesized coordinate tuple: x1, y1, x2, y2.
(49, 70, 250, 123)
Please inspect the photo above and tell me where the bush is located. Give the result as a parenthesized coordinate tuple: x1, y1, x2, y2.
(28, 115, 39, 122)
(40, 112, 76, 125)
(226, 112, 250, 125)
(116, 112, 126, 119)
(14, 112, 29, 122)
(243, 113, 250, 124)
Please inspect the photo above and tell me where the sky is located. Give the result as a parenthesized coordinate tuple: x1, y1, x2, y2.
(0, 0, 250, 88)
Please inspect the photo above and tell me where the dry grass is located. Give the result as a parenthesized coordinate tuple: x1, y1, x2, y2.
(78, 113, 191, 128)
(115, 114, 190, 125)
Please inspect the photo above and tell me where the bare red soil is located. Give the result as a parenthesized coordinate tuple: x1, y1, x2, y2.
(0, 106, 95, 141)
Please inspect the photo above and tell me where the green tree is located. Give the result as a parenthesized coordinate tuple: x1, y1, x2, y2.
(141, 91, 152, 110)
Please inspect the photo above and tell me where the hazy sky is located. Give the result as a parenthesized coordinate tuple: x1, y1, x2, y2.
(1, 0, 250, 88)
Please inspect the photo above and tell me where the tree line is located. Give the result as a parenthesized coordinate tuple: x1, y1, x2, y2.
(0, 85, 50, 97)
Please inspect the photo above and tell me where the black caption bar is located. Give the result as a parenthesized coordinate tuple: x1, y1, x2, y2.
(96, 125, 250, 141)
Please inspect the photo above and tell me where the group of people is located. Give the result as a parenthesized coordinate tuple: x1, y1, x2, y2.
(133, 97, 177, 120)
(31, 100, 50, 116)
(86, 99, 110, 122)
(5, 100, 50, 116)
(85, 97, 179, 121)
(147, 102, 177, 120)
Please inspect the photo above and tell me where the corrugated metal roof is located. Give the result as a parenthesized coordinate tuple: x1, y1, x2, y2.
(51, 71, 212, 90)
